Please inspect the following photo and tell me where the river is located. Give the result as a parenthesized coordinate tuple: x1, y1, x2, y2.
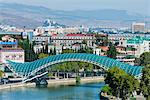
(0, 82, 105, 100)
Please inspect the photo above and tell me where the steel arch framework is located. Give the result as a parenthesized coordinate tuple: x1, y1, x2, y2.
(7, 53, 143, 79)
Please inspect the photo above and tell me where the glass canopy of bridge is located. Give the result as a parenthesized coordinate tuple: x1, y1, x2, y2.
(7, 53, 143, 78)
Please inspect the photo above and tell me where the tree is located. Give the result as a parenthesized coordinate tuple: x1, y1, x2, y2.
(101, 85, 112, 95)
(62, 49, 75, 54)
(95, 34, 109, 46)
(141, 65, 150, 100)
(0, 70, 4, 78)
(38, 53, 49, 59)
(82, 40, 87, 45)
(78, 47, 93, 54)
(53, 47, 56, 55)
(44, 44, 48, 54)
(106, 43, 117, 59)
(18, 38, 38, 62)
(105, 67, 139, 99)
(136, 52, 150, 66)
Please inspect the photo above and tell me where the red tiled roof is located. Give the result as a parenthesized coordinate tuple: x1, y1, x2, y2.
(72, 44, 80, 46)
(52, 33, 95, 37)
(52, 34, 57, 36)
(99, 46, 109, 51)
(66, 33, 94, 36)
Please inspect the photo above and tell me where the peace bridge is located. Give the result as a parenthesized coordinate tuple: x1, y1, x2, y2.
(6, 53, 143, 82)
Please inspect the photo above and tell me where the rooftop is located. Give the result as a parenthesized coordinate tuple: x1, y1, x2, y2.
(127, 36, 150, 44)
(52, 33, 95, 37)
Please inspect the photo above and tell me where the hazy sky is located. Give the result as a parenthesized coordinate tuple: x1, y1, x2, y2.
(0, 0, 150, 16)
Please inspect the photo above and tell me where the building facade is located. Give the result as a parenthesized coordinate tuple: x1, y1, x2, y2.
(132, 22, 145, 33)
(51, 33, 95, 47)
(0, 48, 24, 63)
(119, 36, 150, 58)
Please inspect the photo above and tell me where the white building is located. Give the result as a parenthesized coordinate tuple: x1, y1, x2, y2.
(93, 48, 101, 55)
(33, 45, 44, 54)
(0, 48, 24, 63)
(108, 34, 150, 41)
(33, 34, 51, 45)
(132, 22, 145, 33)
(35, 27, 83, 35)
(51, 33, 95, 47)
(48, 44, 62, 55)
(119, 37, 150, 58)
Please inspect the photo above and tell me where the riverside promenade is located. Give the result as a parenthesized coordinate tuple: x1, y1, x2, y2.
(0, 76, 104, 90)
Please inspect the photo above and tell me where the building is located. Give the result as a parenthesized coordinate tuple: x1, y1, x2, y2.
(51, 33, 95, 47)
(0, 48, 24, 77)
(0, 48, 24, 63)
(0, 35, 25, 77)
(0, 35, 25, 63)
(33, 33, 51, 45)
(48, 44, 62, 55)
(116, 46, 136, 65)
(108, 33, 150, 44)
(132, 22, 145, 33)
(93, 48, 101, 55)
(33, 45, 44, 54)
(108, 33, 150, 41)
(35, 27, 83, 35)
(119, 36, 150, 58)
(34, 19, 85, 35)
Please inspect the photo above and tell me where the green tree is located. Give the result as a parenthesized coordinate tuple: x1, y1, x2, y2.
(0, 70, 4, 78)
(105, 67, 139, 99)
(19, 38, 38, 62)
(82, 40, 87, 45)
(62, 49, 75, 54)
(101, 85, 112, 95)
(78, 47, 93, 54)
(106, 43, 117, 59)
(141, 65, 150, 100)
(95, 34, 109, 46)
(38, 53, 49, 59)
(53, 47, 56, 55)
(136, 52, 150, 66)
(44, 44, 48, 54)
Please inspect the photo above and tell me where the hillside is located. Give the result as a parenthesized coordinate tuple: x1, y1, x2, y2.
(0, 3, 148, 28)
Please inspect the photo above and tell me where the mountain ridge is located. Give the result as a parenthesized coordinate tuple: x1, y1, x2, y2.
(0, 3, 149, 28)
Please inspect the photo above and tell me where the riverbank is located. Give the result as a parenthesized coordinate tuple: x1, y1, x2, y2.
(0, 76, 104, 90)
(47, 76, 104, 86)
(0, 82, 35, 90)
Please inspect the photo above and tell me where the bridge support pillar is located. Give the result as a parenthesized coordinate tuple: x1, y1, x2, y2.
(66, 73, 68, 79)
(35, 78, 48, 86)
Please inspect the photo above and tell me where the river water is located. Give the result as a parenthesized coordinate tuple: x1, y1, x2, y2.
(0, 82, 105, 100)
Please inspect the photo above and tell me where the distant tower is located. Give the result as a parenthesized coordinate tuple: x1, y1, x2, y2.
(21, 26, 28, 39)
(132, 22, 145, 33)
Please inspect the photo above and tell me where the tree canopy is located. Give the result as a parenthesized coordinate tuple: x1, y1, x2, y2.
(141, 64, 150, 100)
(106, 43, 117, 59)
(51, 61, 94, 73)
(62, 49, 75, 54)
(136, 52, 150, 66)
(38, 53, 49, 59)
(0, 70, 4, 78)
(105, 67, 140, 99)
(19, 38, 38, 62)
